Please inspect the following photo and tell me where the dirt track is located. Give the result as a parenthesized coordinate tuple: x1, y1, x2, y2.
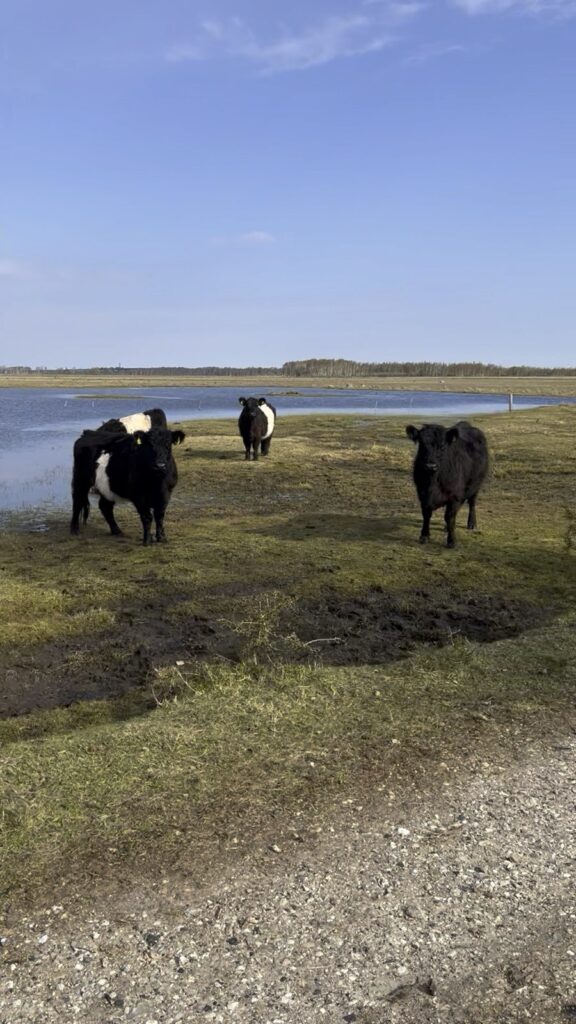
(2, 730, 574, 1023)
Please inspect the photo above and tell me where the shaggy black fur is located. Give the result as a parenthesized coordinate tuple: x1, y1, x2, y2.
(406, 421, 489, 548)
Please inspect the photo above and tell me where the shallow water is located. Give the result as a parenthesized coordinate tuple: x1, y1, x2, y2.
(0, 384, 573, 515)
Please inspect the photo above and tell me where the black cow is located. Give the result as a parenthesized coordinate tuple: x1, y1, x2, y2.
(405, 421, 488, 548)
(238, 397, 277, 461)
(98, 408, 168, 434)
(70, 427, 185, 544)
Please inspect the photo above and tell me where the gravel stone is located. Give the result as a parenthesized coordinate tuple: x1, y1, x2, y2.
(1, 738, 574, 1023)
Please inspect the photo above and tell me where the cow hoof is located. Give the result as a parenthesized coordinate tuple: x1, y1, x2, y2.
(446, 540, 456, 549)
(419, 535, 429, 544)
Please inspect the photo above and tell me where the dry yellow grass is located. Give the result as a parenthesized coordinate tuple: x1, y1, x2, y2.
(1, 372, 576, 395)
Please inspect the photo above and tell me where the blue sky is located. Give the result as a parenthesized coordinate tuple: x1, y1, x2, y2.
(2, 0, 575, 368)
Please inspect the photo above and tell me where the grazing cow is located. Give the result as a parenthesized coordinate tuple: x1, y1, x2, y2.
(238, 397, 276, 461)
(99, 407, 168, 434)
(405, 421, 488, 548)
(70, 427, 185, 544)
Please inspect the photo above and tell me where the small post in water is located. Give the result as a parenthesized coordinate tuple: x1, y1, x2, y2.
(508, 391, 514, 412)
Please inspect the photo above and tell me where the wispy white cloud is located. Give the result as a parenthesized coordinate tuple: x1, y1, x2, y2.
(0, 258, 32, 279)
(452, 0, 576, 16)
(209, 230, 277, 248)
(362, 0, 424, 12)
(0, 258, 92, 288)
(403, 42, 466, 64)
(166, 5, 423, 74)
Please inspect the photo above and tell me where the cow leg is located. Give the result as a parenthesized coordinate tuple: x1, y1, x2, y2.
(70, 492, 89, 535)
(244, 440, 251, 461)
(261, 437, 271, 456)
(153, 502, 168, 543)
(70, 459, 91, 534)
(134, 503, 154, 545)
(444, 502, 459, 548)
(252, 440, 261, 461)
(419, 506, 432, 543)
(98, 496, 123, 536)
(467, 494, 477, 530)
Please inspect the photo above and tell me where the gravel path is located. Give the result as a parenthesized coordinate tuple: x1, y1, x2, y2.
(2, 736, 575, 1024)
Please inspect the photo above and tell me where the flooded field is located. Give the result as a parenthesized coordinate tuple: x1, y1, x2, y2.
(0, 384, 573, 514)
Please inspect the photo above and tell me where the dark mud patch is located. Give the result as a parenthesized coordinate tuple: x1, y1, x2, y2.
(0, 603, 237, 719)
(1, 583, 552, 718)
(280, 587, 552, 666)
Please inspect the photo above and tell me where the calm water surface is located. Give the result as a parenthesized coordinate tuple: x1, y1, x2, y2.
(0, 385, 573, 517)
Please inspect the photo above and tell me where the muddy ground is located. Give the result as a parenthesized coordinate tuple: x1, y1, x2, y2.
(0, 584, 552, 716)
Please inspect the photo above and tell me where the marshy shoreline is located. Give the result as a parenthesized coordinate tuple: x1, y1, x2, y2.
(2, 371, 576, 396)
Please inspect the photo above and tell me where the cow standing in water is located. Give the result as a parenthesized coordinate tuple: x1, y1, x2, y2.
(405, 421, 489, 548)
(238, 397, 276, 461)
(70, 428, 185, 544)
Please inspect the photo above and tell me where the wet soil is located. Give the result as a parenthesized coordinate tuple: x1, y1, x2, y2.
(284, 586, 551, 666)
(0, 598, 236, 719)
(0, 584, 551, 717)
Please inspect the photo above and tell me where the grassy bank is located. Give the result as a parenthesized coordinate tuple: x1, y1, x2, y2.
(2, 372, 576, 396)
(1, 407, 575, 899)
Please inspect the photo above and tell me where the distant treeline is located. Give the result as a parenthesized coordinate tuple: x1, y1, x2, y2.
(0, 365, 278, 376)
(281, 359, 576, 377)
(1, 360, 575, 377)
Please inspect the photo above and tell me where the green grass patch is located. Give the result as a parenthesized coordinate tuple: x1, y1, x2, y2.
(0, 406, 575, 897)
(1, 621, 575, 898)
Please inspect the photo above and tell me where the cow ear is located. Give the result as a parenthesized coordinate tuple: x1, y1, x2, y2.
(405, 425, 420, 443)
(258, 397, 267, 405)
(446, 426, 459, 444)
(171, 430, 185, 445)
(238, 397, 246, 405)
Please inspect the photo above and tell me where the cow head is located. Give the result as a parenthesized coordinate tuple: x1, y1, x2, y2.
(406, 423, 454, 472)
(133, 428, 186, 471)
(239, 396, 267, 416)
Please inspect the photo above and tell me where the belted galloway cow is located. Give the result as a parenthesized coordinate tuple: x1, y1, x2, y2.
(238, 397, 276, 461)
(70, 427, 185, 544)
(99, 407, 168, 434)
(405, 421, 488, 548)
